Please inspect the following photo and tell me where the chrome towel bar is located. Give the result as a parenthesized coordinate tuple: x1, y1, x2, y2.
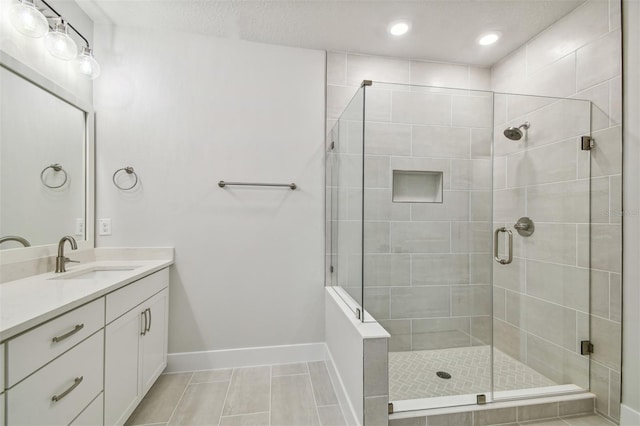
(218, 181, 297, 190)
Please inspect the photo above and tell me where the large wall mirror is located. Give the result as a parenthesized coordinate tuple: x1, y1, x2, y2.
(0, 53, 94, 256)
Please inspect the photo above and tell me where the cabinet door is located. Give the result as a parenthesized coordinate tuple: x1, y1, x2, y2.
(104, 307, 143, 426)
(140, 289, 168, 395)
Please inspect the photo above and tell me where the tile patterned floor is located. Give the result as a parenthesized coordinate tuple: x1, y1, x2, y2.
(389, 345, 557, 401)
(517, 413, 616, 426)
(126, 361, 347, 426)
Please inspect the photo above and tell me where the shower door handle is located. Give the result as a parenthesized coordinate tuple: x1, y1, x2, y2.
(494, 227, 513, 265)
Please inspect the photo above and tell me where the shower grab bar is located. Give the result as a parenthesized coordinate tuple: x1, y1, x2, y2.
(494, 227, 513, 265)
(218, 181, 297, 190)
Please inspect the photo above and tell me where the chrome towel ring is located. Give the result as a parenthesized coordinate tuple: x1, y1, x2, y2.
(113, 166, 139, 190)
(40, 164, 68, 189)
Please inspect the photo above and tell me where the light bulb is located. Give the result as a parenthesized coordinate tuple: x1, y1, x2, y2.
(478, 32, 502, 46)
(44, 20, 77, 60)
(388, 21, 410, 36)
(9, 0, 48, 38)
(75, 46, 101, 79)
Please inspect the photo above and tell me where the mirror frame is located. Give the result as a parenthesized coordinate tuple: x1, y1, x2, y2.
(0, 51, 95, 264)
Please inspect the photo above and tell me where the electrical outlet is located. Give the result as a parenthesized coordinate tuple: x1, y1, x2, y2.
(99, 218, 112, 236)
(75, 218, 85, 236)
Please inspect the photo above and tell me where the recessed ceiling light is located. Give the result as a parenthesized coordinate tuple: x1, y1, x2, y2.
(388, 21, 410, 36)
(478, 32, 501, 46)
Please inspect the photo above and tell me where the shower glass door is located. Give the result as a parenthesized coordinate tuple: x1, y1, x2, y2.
(491, 93, 592, 399)
(362, 82, 494, 408)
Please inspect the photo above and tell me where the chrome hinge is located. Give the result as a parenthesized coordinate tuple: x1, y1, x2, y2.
(581, 136, 594, 150)
(330, 141, 335, 151)
(477, 394, 487, 405)
(581, 340, 594, 355)
(330, 265, 334, 273)
(388, 402, 394, 414)
(361, 80, 373, 87)
(355, 308, 361, 320)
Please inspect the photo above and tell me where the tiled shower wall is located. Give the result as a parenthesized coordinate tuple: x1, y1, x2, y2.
(327, 53, 491, 131)
(326, 54, 494, 351)
(490, 0, 622, 421)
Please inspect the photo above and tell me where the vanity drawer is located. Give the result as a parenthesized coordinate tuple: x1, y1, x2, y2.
(7, 330, 103, 426)
(6, 298, 105, 387)
(70, 392, 103, 426)
(106, 268, 168, 324)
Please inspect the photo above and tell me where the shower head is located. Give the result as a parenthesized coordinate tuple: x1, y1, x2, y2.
(503, 121, 530, 141)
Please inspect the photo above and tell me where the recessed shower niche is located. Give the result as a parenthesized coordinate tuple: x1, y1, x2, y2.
(392, 170, 443, 203)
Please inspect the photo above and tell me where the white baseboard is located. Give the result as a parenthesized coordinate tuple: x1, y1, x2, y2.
(166, 342, 327, 372)
(325, 346, 360, 426)
(621, 404, 640, 426)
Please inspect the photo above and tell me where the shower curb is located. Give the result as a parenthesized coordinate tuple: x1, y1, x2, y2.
(389, 393, 597, 426)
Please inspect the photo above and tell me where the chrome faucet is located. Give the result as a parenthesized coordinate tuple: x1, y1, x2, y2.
(0, 235, 31, 247)
(55, 235, 78, 273)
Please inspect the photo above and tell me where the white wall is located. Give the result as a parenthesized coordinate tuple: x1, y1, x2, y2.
(622, 1, 640, 423)
(93, 25, 326, 354)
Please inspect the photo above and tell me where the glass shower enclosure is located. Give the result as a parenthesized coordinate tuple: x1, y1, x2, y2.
(325, 81, 592, 411)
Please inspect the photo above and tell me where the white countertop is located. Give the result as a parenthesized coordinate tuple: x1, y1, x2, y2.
(0, 259, 173, 342)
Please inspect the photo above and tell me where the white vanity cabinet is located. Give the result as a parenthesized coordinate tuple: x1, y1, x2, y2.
(6, 331, 104, 425)
(70, 392, 104, 425)
(6, 298, 105, 388)
(104, 269, 169, 426)
(1, 343, 5, 426)
(1, 264, 171, 426)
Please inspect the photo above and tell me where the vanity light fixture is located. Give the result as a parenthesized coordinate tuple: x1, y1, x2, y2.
(75, 46, 101, 79)
(8, 0, 100, 78)
(9, 0, 48, 38)
(388, 21, 410, 36)
(477, 32, 501, 46)
(44, 19, 77, 60)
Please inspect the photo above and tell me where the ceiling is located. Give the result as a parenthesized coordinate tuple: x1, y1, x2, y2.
(78, 0, 586, 67)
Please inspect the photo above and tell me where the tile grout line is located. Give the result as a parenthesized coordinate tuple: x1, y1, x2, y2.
(320, 359, 348, 424)
(220, 411, 271, 419)
(165, 371, 194, 425)
(218, 369, 235, 426)
(272, 373, 311, 377)
(316, 403, 341, 408)
(269, 365, 273, 426)
(306, 362, 324, 425)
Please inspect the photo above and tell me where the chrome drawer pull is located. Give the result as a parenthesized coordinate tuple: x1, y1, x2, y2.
(141, 310, 148, 336)
(146, 308, 152, 333)
(51, 376, 83, 402)
(52, 324, 84, 343)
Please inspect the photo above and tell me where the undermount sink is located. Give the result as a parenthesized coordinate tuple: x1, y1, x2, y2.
(52, 266, 140, 280)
